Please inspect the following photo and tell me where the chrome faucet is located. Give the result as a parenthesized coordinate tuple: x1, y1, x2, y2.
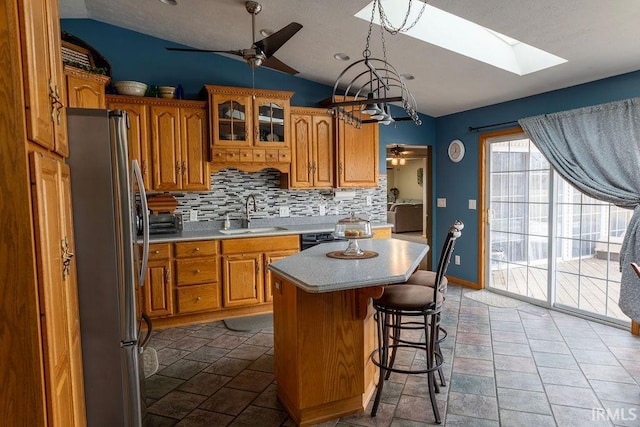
(243, 194, 257, 228)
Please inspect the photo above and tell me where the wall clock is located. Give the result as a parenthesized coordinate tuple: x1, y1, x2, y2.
(448, 139, 465, 163)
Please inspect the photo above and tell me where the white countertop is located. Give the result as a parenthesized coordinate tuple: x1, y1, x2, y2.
(268, 238, 429, 293)
(148, 222, 392, 243)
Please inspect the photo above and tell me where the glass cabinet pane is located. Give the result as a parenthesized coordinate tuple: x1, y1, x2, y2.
(218, 100, 247, 142)
(257, 101, 285, 142)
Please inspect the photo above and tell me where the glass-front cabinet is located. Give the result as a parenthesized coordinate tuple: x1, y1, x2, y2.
(254, 97, 288, 146)
(213, 94, 252, 147)
(204, 85, 293, 172)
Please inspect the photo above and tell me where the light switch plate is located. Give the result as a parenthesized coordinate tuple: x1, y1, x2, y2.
(437, 198, 447, 208)
(319, 205, 326, 216)
(454, 255, 461, 265)
(189, 209, 198, 221)
(366, 196, 372, 206)
(469, 199, 477, 210)
(279, 206, 290, 217)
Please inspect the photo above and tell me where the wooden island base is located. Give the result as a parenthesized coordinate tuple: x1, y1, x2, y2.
(272, 276, 383, 426)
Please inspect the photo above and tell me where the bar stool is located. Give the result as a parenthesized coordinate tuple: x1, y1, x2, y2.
(370, 223, 462, 424)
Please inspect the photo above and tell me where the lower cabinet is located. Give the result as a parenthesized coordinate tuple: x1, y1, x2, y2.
(140, 235, 301, 323)
(144, 247, 174, 318)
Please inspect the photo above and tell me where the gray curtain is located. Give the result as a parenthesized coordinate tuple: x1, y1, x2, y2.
(518, 97, 640, 323)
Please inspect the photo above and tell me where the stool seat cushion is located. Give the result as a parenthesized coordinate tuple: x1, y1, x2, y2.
(405, 270, 447, 289)
(375, 284, 444, 310)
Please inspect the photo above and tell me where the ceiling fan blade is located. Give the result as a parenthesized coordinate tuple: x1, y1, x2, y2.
(262, 56, 299, 75)
(165, 47, 243, 56)
(254, 22, 302, 58)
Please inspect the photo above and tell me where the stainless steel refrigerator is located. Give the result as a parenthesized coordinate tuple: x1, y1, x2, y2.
(67, 108, 151, 427)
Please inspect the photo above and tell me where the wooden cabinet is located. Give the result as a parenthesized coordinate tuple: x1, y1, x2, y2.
(106, 95, 209, 192)
(221, 235, 299, 307)
(144, 244, 174, 318)
(106, 98, 151, 189)
(19, 0, 68, 156)
(336, 120, 379, 187)
(174, 240, 221, 314)
(63, 65, 110, 109)
(264, 250, 298, 302)
(289, 107, 334, 189)
(29, 154, 85, 426)
(204, 85, 293, 173)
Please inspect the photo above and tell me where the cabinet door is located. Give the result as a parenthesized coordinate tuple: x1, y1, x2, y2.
(264, 250, 298, 302)
(222, 253, 263, 307)
(29, 154, 75, 426)
(254, 97, 289, 148)
(312, 114, 334, 188)
(107, 102, 151, 190)
(212, 94, 252, 147)
(150, 105, 181, 191)
(144, 259, 174, 318)
(65, 74, 105, 109)
(290, 114, 313, 188)
(180, 107, 209, 191)
(337, 121, 379, 188)
(19, 0, 67, 156)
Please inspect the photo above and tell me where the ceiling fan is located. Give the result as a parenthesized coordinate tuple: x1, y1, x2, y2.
(389, 145, 414, 157)
(166, 1, 302, 74)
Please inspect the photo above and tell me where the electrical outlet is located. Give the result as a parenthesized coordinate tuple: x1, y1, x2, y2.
(189, 209, 198, 222)
(366, 196, 372, 206)
(279, 206, 290, 217)
(319, 204, 326, 216)
(454, 255, 461, 265)
(437, 198, 447, 208)
(469, 199, 477, 209)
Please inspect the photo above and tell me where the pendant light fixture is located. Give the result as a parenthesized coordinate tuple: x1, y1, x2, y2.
(330, 0, 424, 128)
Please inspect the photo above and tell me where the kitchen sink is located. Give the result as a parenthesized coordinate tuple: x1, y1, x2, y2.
(219, 226, 287, 235)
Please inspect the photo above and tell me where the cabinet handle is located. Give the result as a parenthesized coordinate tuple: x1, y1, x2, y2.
(339, 162, 344, 174)
(182, 161, 186, 176)
(196, 296, 202, 302)
(312, 161, 317, 173)
(194, 247, 200, 252)
(165, 269, 170, 284)
(153, 250, 160, 254)
(195, 269, 201, 273)
(255, 262, 260, 275)
(141, 160, 147, 178)
(175, 161, 181, 175)
(61, 236, 74, 280)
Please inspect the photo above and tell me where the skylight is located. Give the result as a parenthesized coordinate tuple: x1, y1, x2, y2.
(355, 1, 567, 76)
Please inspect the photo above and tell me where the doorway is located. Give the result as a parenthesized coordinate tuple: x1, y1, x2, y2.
(386, 144, 432, 266)
(479, 129, 632, 326)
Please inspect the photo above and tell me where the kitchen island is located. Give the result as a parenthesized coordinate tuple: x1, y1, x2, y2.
(268, 238, 429, 426)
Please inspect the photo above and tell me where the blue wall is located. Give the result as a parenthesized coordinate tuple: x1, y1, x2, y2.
(61, 19, 436, 173)
(62, 19, 640, 279)
(434, 70, 640, 283)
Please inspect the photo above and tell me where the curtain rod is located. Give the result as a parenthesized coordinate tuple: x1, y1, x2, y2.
(468, 120, 518, 132)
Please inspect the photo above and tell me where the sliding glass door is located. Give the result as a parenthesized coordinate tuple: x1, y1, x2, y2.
(485, 132, 631, 325)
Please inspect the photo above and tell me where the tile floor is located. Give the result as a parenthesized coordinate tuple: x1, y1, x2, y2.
(144, 284, 640, 426)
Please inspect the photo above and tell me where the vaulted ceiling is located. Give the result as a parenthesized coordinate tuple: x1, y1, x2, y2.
(59, 0, 640, 117)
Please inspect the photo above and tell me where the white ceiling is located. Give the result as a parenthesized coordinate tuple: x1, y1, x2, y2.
(59, 0, 640, 117)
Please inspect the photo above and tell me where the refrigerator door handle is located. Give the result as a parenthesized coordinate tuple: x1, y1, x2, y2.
(132, 160, 149, 287)
(138, 312, 153, 353)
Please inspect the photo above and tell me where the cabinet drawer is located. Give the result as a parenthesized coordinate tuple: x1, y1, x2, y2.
(147, 243, 171, 260)
(177, 283, 221, 313)
(278, 150, 291, 162)
(225, 149, 240, 162)
(253, 149, 265, 161)
(221, 235, 299, 253)
(175, 257, 218, 286)
(265, 149, 279, 162)
(239, 149, 253, 162)
(211, 148, 226, 162)
(174, 240, 218, 258)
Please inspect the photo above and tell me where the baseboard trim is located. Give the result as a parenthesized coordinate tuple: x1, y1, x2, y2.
(447, 276, 481, 290)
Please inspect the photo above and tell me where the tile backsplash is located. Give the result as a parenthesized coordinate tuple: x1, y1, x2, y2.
(172, 169, 387, 225)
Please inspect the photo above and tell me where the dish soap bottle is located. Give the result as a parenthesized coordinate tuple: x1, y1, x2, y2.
(223, 214, 231, 230)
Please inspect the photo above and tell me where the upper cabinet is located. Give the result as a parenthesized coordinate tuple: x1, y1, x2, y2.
(289, 107, 334, 189)
(106, 95, 209, 192)
(336, 120, 379, 188)
(63, 65, 110, 109)
(18, 0, 68, 156)
(203, 85, 293, 173)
